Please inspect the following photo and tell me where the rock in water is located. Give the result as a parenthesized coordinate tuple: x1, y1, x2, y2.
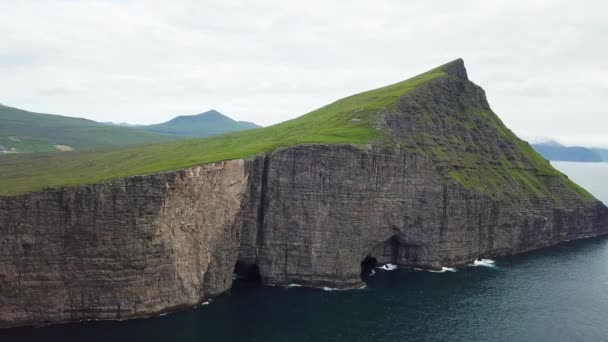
(1, 59, 607, 327)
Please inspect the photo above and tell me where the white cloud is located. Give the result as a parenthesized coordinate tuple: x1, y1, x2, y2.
(0, 0, 606, 146)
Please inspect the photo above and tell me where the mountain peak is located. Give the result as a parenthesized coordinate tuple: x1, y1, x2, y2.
(441, 58, 468, 80)
(170, 110, 229, 122)
(144, 109, 259, 137)
(202, 109, 223, 117)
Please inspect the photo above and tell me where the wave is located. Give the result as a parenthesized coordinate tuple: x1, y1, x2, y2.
(428, 267, 457, 273)
(193, 299, 213, 309)
(322, 284, 367, 292)
(286, 284, 302, 288)
(377, 263, 398, 271)
(369, 269, 376, 277)
(470, 259, 496, 267)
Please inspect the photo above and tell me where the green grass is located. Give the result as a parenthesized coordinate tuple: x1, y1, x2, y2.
(430, 108, 594, 200)
(0, 65, 446, 195)
(0, 60, 594, 201)
(0, 104, 179, 152)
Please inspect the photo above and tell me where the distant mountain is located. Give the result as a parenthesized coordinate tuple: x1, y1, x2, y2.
(0, 104, 178, 153)
(592, 148, 608, 161)
(139, 110, 260, 137)
(0, 104, 261, 153)
(531, 141, 608, 162)
(101, 122, 144, 127)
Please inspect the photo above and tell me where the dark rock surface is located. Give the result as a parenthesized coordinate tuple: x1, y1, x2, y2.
(1, 60, 607, 327)
(0, 161, 248, 327)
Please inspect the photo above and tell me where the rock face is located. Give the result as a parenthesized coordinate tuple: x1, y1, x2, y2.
(0, 161, 248, 327)
(1, 60, 607, 327)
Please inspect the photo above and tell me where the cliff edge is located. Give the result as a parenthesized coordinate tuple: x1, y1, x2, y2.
(1, 60, 607, 327)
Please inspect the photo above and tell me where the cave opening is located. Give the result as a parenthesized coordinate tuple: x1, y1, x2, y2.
(233, 261, 261, 283)
(360, 256, 377, 277)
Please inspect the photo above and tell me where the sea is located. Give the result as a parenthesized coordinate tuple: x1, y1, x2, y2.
(2, 162, 608, 342)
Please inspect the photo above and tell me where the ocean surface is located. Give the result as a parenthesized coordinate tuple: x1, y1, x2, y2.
(2, 162, 608, 342)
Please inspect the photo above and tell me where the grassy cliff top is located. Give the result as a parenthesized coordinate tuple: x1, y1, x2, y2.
(0, 60, 594, 201)
(0, 62, 447, 195)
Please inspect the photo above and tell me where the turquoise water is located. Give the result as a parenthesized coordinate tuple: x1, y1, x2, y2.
(2, 162, 607, 342)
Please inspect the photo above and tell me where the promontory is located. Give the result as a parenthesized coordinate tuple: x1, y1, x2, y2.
(1, 59, 606, 328)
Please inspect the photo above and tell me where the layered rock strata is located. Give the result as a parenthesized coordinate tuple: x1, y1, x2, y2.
(1, 60, 607, 327)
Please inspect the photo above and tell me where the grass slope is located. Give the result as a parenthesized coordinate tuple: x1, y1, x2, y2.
(140, 110, 259, 137)
(0, 104, 178, 152)
(0, 61, 593, 201)
(0, 66, 445, 195)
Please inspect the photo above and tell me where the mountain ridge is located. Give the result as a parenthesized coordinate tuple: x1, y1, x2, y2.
(0, 61, 447, 195)
(532, 141, 608, 162)
(140, 109, 260, 137)
(0, 59, 592, 199)
(0, 104, 178, 153)
(0, 105, 260, 153)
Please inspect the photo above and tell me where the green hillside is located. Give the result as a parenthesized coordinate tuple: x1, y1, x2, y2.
(0, 63, 443, 195)
(140, 110, 259, 137)
(0, 60, 592, 200)
(0, 104, 178, 152)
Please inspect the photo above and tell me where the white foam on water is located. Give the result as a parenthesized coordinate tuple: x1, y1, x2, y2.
(369, 269, 376, 277)
(377, 263, 398, 271)
(322, 284, 367, 292)
(286, 284, 302, 288)
(428, 267, 457, 273)
(470, 259, 496, 267)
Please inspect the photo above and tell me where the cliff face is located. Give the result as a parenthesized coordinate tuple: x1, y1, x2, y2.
(1, 60, 607, 327)
(0, 161, 248, 327)
(239, 146, 607, 289)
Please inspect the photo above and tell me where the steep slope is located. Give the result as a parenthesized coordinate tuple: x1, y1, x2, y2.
(0, 104, 181, 153)
(139, 110, 259, 137)
(1, 59, 606, 328)
(0, 65, 445, 195)
(0, 61, 591, 199)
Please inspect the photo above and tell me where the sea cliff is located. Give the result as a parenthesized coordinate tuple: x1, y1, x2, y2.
(1, 60, 606, 327)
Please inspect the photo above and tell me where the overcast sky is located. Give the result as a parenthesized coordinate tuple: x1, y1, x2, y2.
(1, 0, 606, 147)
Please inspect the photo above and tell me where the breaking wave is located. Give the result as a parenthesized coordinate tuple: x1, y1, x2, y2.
(377, 263, 398, 271)
(322, 284, 367, 292)
(471, 259, 496, 267)
(428, 267, 457, 273)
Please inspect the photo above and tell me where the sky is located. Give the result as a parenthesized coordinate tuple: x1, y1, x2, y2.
(1, 0, 606, 147)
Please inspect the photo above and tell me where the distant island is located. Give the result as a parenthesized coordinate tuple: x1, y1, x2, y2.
(531, 141, 608, 162)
